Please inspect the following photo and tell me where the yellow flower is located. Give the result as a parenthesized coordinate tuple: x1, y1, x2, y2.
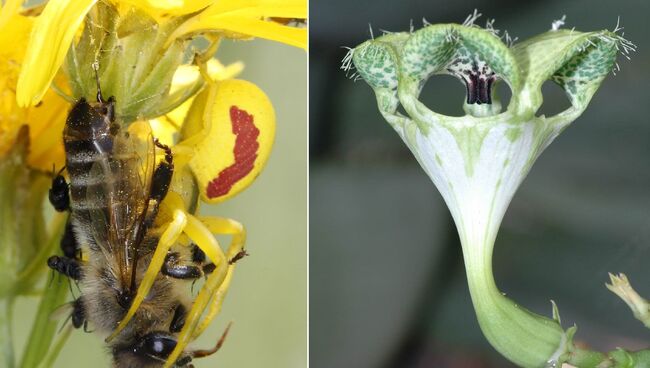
(0, 11, 67, 171)
(16, 0, 307, 107)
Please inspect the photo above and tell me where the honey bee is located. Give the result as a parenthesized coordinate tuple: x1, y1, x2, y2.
(47, 83, 241, 367)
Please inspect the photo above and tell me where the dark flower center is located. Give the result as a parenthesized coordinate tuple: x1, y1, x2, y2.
(448, 59, 497, 105)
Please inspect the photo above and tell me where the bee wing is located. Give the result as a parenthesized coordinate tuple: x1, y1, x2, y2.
(49, 302, 74, 322)
(86, 122, 155, 282)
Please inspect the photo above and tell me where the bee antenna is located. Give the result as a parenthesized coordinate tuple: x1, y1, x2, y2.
(92, 61, 104, 103)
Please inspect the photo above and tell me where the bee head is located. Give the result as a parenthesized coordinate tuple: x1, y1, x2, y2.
(112, 332, 192, 368)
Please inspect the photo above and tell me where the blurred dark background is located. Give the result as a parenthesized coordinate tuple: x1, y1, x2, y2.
(309, 0, 650, 367)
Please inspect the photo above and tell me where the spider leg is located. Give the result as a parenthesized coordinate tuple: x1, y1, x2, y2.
(191, 216, 245, 339)
(105, 209, 188, 343)
(163, 214, 229, 368)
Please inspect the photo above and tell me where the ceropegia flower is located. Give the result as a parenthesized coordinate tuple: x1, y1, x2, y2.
(346, 13, 640, 367)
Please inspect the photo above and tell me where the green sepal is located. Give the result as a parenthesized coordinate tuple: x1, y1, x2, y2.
(64, 3, 202, 124)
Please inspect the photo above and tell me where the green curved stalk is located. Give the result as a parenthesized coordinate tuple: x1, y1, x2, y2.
(464, 242, 564, 367)
(0, 127, 57, 368)
(19, 217, 68, 368)
(0, 299, 14, 368)
(39, 325, 73, 368)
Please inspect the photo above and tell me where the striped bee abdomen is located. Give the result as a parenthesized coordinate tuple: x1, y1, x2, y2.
(63, 97, 118, 220)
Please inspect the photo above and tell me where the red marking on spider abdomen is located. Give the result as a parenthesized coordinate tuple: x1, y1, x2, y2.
(206, 106, 260, 199)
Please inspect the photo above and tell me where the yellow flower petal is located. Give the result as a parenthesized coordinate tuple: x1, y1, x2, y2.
(164, 58, 244, 129)
(0, 12, 68, 170)
(0, 0, 23, 29)
(170, 59, 244, 93)
(148, 117, 179, 147)
(204, 0, 306, 18)
(16, 0, 96, 107)
(0, 14, 32, 159)
(171, 1, 307, 50)
(179, 79, 275, 203)
(119, 0, 214, 17)
(25, 88, 68, 171)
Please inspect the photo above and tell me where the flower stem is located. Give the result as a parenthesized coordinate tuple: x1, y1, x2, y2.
(462, 240, 565, 368)
(19, 219, 68, 368)
(0, 298, 15, 368)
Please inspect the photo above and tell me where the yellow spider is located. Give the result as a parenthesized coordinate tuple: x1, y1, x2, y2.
(105, 71, 275, 367)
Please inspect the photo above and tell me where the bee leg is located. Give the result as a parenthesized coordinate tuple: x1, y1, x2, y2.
(164, 215, 245, 367)
(161, 252, 203, 280)
(106, 210, 188, 343)
(60, 219, 80, 259)
(71, 298, 87, 330)
(142, 139, 174, 229)
(170, 304, 187, 333)
(47, 255, 82, 280)
(163, 214, 231, 368)
(174, 355, 193, 367)
(49, 219, 82, 289)
(151, 139, 174, 202)
(189, 266, 215, 295)
(191, 244, 216, 277)
(191, 244, 205, 263)
(49, 167, 69, 212)
(228, 249, 249, 265)
(202, 263, 216, 275)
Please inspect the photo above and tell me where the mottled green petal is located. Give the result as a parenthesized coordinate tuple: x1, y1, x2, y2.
(512, 29, 622, 116)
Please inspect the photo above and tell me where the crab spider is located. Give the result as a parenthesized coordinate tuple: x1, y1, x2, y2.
(105, 71, 275, 366)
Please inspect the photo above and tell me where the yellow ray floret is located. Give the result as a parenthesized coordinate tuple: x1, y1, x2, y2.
(170, 0, 307, 50)
(16, 0, 96, 107)
(0, 12, 67, 170)
(0, 0, 22, 29)
(178, 79, 275, 204)
(119, 0, 216, 16)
